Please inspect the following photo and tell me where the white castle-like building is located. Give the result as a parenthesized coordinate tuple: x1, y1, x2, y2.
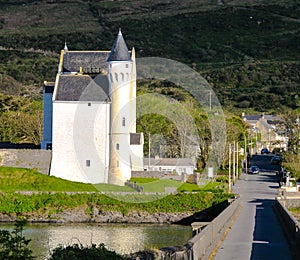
(41, 30, 144, 185)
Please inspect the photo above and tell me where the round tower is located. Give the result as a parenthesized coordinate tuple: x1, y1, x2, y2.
(107, 30, 136, 185)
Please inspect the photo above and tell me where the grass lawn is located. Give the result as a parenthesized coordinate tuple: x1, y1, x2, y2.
(134, 179, 182, 192)
(0, 167, 232, 214)
(0, 166, 135, 192)
(130, 177, 215, 193)
(0, 166, 227, 195)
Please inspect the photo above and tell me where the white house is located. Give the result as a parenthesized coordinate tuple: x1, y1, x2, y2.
(41, 30, 144, 185)
(143, 157, 195, 175)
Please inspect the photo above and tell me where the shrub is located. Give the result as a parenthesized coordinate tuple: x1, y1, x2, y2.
(216, 176, 229, 183)
(0, 219, 35, 260)
(49, 243, 126, 260)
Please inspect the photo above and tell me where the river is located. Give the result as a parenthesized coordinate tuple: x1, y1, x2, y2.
(0, 223, 192, 259)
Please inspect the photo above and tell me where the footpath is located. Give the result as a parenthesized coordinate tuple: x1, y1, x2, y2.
(213, 171, 293, 260)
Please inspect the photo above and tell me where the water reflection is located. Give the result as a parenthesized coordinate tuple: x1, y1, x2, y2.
(0, 223, 192, 259)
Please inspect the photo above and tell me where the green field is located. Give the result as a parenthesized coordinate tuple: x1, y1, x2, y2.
(0, 166, 232, 216)
(0, 166, 221, 193)
(0, 166, 134, 192)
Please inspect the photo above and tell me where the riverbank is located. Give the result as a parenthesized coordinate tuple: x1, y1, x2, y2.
(0, 198, 230, 225)
(0, 207, 190, 224)
(0, 191, 233, 225)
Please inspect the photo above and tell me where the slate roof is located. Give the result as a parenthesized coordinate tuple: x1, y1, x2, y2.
(242, 115, 261, 121)
(62, 51, 110, 73)
(54, 74, 110, 102)
(107, 30, 131, 62)
(259, 119, 274, 130)
(143, 158, 194, 167)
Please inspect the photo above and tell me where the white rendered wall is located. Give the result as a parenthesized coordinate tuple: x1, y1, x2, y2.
(108, 61, 135, 185)
(50, 102, 110, 184)
(41, 92, 53, 149)
(175, 166, 194, 175)
(130, 143, 144, 171)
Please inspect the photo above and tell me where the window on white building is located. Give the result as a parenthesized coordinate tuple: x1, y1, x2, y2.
(122, 117, 126, 127)
(86, 160, 90, 167)
(116, 143, 119, 150)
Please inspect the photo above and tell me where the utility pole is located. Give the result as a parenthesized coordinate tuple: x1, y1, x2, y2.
(148, 133, 151, 170)
(206, 90, 212, 111)
(209, 90, 212, 111)
(248, 132, 252, 157)
(236, 142, 239, 179)
(245, 134, 247, 173)
(228, 143, 231, 193)
(233, 141, 236, 184)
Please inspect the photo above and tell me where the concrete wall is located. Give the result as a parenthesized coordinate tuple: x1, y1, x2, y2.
(274, 198, 300, 256)
(0, 149, 51, 175)
(159, 197, 241, 259)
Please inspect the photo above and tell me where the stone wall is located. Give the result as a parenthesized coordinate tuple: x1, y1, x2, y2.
(280, 199, 300, 208)
(0, 149, 51, 175)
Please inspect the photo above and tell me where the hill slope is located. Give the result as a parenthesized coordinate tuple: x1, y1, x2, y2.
(0, 0, 299, 111)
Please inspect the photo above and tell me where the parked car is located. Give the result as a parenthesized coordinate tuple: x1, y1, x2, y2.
(272, 148, 282, 154)
(271, 155, 282, 165)
(248, 165, 260, 174)
(261, 148, 269, 154)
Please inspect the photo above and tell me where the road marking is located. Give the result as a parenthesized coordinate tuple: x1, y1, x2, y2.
(253, 240, 269, 244)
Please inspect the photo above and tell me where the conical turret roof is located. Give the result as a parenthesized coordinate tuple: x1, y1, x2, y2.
(107, 29, 130, 62)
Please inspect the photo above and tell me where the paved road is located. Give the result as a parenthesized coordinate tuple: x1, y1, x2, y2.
(214, 155, 292, 260)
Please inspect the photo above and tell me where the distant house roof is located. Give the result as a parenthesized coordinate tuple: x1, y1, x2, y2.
(143, 158, 194, 167)
(107, 30, 131, 62)
(258, 118, 274, 130)
(242, 115, 261, 122)
(62, 51, 110, 73)
(54, 74, 110, 102)
(143, 158, 159, 166)
(243, 114, 282, 123)
(263, 115, 282, 126)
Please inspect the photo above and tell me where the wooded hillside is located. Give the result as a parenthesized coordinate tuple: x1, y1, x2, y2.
(0, 0, 299, 151)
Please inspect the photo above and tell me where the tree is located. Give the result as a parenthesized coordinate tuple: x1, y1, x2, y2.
(282, 111, 300, 154)
(0, 219, 35, 260)
(281, 111, 300, 179)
